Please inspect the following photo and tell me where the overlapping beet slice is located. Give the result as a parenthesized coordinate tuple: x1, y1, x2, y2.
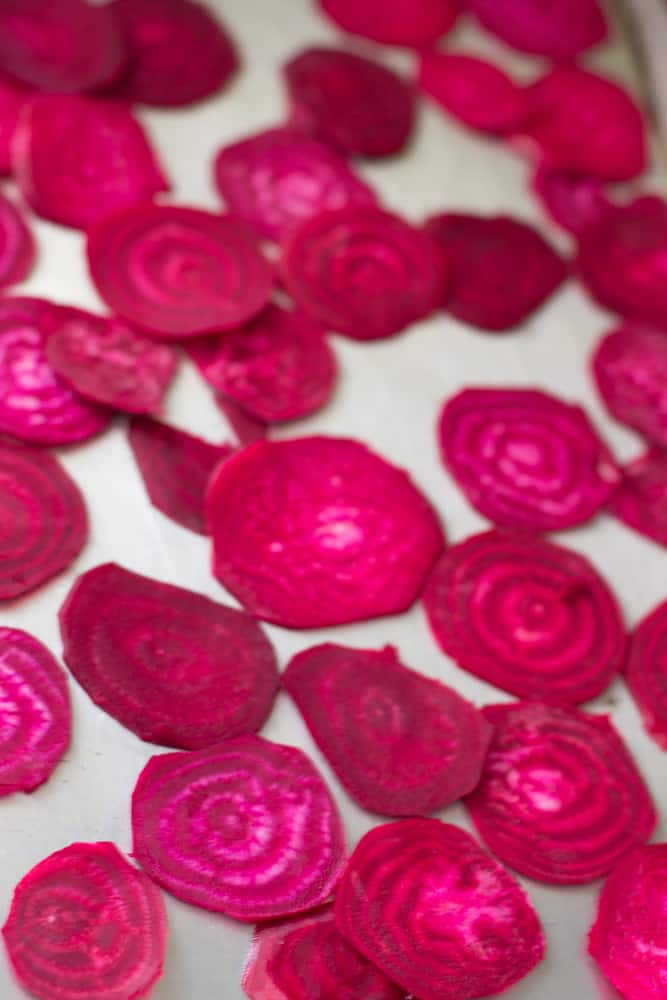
(2, 842, 167, 1000)
(318, 0, 460, 47)
(465, 0, 607, 58)
(609, 448, 667, 548)
(626, 598, 667, 748)
(132, 735, 346, 920)
(0, 77, 28, 175)
(592, 324, 667, 446)
(418, 53, 526, 135)
(531, 165, 614, 236)
(0, 192, 34, 289)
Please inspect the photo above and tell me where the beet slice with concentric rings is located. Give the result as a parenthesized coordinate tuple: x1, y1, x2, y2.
(531, 165, 614, 236)
(206, 436, 444, 629)
(465, 702, 655, 885)
(0, 192, 34, 289)
(2, 841, 167, 1000)
(59, 562, 279, 750)
(626, 598, 667, 749)
(465, 0, 607, 58)
(132, 735, 346, 920)
(439, 387, 620, 530)
(423, 530, 626, 704)
(0, 77, 28, 175)
(418, 53, 526, 135)
(609, 448, 667, 548)
(215, 394, 268, 445)
(335, 819, 544, 1000)
(283, 643, 491, 816)
(318, 0, 459, 48)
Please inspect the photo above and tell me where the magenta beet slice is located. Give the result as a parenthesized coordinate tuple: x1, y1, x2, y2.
(87, 204, 273, 339)
(318, 0, 459, 47)
(0, 77, 28, 175)
(418, 52, 526, 135)
(206, 436, 444, 628)
(609, 448, 667, 548)
(424, 212, 566, 331)
(132, 735, 346, 920)
(626, 599, 667, 749)
(335, 819, 544, 1000)
(215, 394, 268, 445)
(466, 0, 607, 58)
(283, 48, 415, 159)
(59, 562, 278, 750)
(531, 164, 614, 236)
(0, 192, 34, 289)
(465, 702, 655, 885)
(439, 388, 620, 530)
(2, 842, 167, 1000)
(283, 643, 491, 816)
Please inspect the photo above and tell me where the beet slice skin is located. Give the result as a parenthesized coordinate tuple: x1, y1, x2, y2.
(206, 436, 444, 629)
(609, 448, 667, 549)
(0, 77, 28, 175)
(2, 841, 167, 1000)
(418, 52, 526, 135)
(439, 387, 620, 530)
(318, 0, 460, 48)
(0, 192, 35, 289)
(625, 598, 667, 749)
(59, 562, 279, 750)
(132, 735, 346, 921)
(215, 394, 268, 445)
(465, 0, 607, 58)
(531, 165, 614, 237)
(335, 819, 544, 1000)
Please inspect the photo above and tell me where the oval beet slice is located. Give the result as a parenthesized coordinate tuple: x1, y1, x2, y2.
(609, 448, 667, 549)
(132, 735, 346, 920)
(626, 598, 667, 749)
(439, 387, 620, 530)
(531, 165, 614, 236)
(283, 48, 415, 159)
(0, 77, 28, 175)
(283, 643, 491, 816)
(59, 562, 278, 750)
(87, 204, 273, 339)
(465, 702, 655, 885)
(335, 819, 544, 1000)
(0, 192, 34, 289)
(318, 0, 459, 47)
(206, 436, 444, 629)
(215, 394, 268, 445)
(466, 0, 606, 58)
(418, 52, 526, 135)
(2, 842, 167, 1000)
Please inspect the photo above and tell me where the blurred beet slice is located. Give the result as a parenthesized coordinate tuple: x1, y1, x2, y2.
(2, 842, 167, 1000)
(466, 0, 606, 58)
(0, 192, 34, 289)
(609, 448, 667, 548)
(418, 52, 526, 134)
(318, 0, 459, 47)
(132, 735, 346, 920)
(215, 394, 268, 445)
(0, 77, 28, 175)
(531, 165, 614, 236)
(626, 598, 667, 748)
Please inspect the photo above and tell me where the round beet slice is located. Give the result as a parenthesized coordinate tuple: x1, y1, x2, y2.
(283, 48, 415, 159)
(59, 562, 279, 750)
(531, 165, 614, 236)
(439, 387, 620, 530)
(334, 819, 544, 1000)
(2, 841, 167, 1000)
(466, 0, 606, 58)
(0, 77, 28, 175)
(0, 192, 34, 289)
(318, 0, 459, 47)
(131, 735, 346, 920)
(87, 203, 273, 339)
(418, 52, 526, 135)
(465, 702, 655, 885)
(423, 530, 626, 704)
(206, 436, 444, 629)
(609, 448, 667, 548)
(626, 598, 667, 749)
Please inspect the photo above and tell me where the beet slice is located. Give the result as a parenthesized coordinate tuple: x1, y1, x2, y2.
(439, 387, 620, 530)
(0, 77, 28, 175)
(335, 819, 544, 1000)
(0, 192, 34, 289)
(318, 0, 459, 47)
(424, 212, 566, 331)
(609, 448, 667, 548)
(465, 0, 606, 58)
(418, 52, 526, 135)
(206, 436, 444, 628)
(283, 48, 415, 159)
(59, 562, 279, 750)
(87, 203, 273, 339)
(283, 643, 491, 816)
(215, 394, 268, 445)
(625, 598, 667, 748)
(2, 841, 167, 1000)
(531, 165, 614, 236)
(131, 735, 346, 920)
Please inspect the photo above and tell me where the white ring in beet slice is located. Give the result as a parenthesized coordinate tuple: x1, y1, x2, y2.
(59, 563, 279, 750)
(334, 819, 545, 1000)
(206, 436, 445, 629)
(2, 842, 167, 1000)
(131, 735, 347, 921)
(626, 598, 667, 750)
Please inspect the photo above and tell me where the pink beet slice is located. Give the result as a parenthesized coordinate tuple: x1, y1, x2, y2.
(282, 207, 446, 341)
(418, 52, 526, 135)
(0, 77, 28, 175)
(2, 842, 167, 1000)
(626, 598, 667, 749)
(131, 735, 346, 920)
(318, 0, 460, 48)
(283, 48, 415, 159)
(531, 165, 614, 236)
(0, 192, 34, 288)
(87, 203, 273, 339)
(206, 436, 444, 629)
(465, 0, 607, 58)
(283, 643, 491, 816)
(215, 394, 268, 445)
(465, 702, 655, 885)
(609, 448, 667, 548)
(334, 819, 544, 1000)
(439, 387, 620, 530)
(424, 212, 566, 331)
(59, 562, 279, 750)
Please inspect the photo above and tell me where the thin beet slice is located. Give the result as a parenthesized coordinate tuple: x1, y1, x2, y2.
(2, 842, 167, 1000)
(318, 0, 459, 47)
(334, 819, 544, 1000)
(439, 387, 620, 530)
(418, 52, 526, 135)
(215, 394, 268, 445)
(609, 448, 667, 548)
(531, 165, 614, 236)
(283, 643, 491, 816)
(0, 192, 34, 288)
(424, 212, 566, 331)
(131, 735, 346, 920)
(59, 563, 279, 750)
(87, 203, 273, 339)
(206, 436, 444, 629)
(626, 598, 667, 749)
(282, 207, 446, 340)
(465, 702, 655, 885)
(466, 0, 606, 58)
(0, 77, 28, 175)
(283, 48, 415, 159)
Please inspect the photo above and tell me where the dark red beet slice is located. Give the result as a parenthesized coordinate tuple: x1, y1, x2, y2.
(132, 735, 346, 920)
(439, 388, 620, 530)
(318, 0, 459, 47)
(625, 598, 667, 748)
(335, 819, 544, 1000)
(87, 204, 273, 339)
(283, 643, 491, 816)
(0, 77, 28, 175)
(2, 841, 167, 1000)
(465, 702, 655, 885)
(465, 0, 607, 58)
(424, 212, 566, 331)
(0, 192, 34, 289)
(531, 165, 614, 236)
(59, 562, 279, 750)
(418, 52, 526, 135)
(215, 394, 268, 445)
(206, 436, 444, 628)
(609, 448, 667, 548)
(283, 48, 415, 159)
